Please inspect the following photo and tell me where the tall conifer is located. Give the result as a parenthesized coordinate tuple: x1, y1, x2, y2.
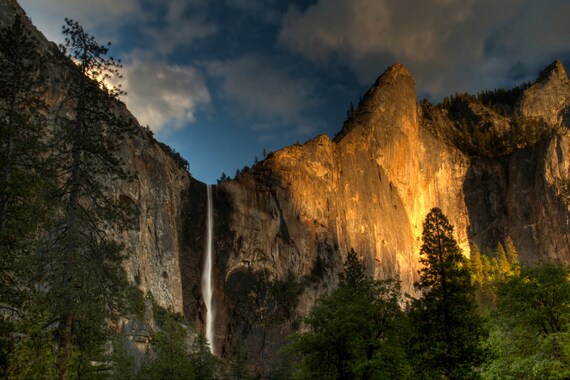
(410, 208, 484, 379)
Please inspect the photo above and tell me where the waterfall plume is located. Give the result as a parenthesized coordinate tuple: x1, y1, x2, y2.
(201, 184, 215, 354)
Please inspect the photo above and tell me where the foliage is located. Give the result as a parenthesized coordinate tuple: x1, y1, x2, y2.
(228, 340, 250, 380)
(217, 172, 231, 184)
(139, 301, 218, 380)
(410, 208, 484, 379)
(286, 250, 410, 379)
(109, 335, 136, 380)
(422, 80, 555, 158)
(189, 333, 218, 380)
(483, 263, 570, 379)
(0, 16, 56, 378)
(440, 82, 532, 113)
(155, 140, 189, 172)
(0, 15, 50, 301)
(0, 17, 138, 379)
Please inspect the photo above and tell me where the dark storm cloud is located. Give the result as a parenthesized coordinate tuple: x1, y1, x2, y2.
(278, 0, 570, 99)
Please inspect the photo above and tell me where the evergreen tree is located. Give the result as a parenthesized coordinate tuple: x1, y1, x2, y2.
(470, 244, 484, 287)
(287, 250, 410, 379)
(217, 172, 229, 184)
(505, 236, 520, 269)
(139, 310, 194, 379)
(228, 340, 250, 380)
(410, 208, 484, 379)
(496, 242, 510, 280)
(0, 16, 53, 377)
(189, 333, 218, 380)
(20, 19, 134, 379)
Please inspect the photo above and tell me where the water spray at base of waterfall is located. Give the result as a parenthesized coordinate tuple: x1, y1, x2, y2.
(201, 184, 216, 355)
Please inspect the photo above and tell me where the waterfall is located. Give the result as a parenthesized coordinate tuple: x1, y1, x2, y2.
(202, 184, 216, 355)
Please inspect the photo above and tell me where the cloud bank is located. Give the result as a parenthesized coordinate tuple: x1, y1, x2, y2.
(278, 0, 570, 99)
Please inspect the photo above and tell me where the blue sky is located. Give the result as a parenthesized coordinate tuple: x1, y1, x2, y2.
(17, 0, 570, 184)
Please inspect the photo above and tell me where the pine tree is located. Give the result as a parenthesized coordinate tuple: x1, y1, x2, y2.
(0, 16, 53, 377)
(496, 241, 510, 279)
(189, 334, 218, 379)
(410, 208, 484, 379)
(34, 19, 134, 379)
(484, 263, 570, 378)
(287, 250, 410, 379)
(470, 244, 484, 287)
(505, 236, 520, 271)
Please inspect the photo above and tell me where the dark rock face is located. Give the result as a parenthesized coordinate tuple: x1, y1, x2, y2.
(2, 1, 569, 375)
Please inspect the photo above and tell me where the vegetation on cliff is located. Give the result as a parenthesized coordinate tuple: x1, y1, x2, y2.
(0, 16, 140, 379)
(421, 83, 556, 158)
(285, 209, 569, 379)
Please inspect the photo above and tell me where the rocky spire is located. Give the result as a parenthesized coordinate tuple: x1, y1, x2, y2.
(537, 60, 568, 85)
(517, 60, 570, 126)
(334, 63, 416, 142)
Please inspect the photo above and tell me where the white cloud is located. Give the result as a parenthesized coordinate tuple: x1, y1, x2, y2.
(121, 56, 211, 132)
(278, 0, 570, 99)
(18, 1, 215, 133)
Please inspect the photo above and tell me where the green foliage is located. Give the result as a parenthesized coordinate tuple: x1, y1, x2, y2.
(0, 16, 49, 284)
(155, 140, 189, 172)
(109, 335, 136, 380)
(410, 208, 484, 379)
(189, 334, 217, 380)
(0, 16, 57, 378)
(228, 340, 250, 380)
(483, 263, 570, 379)
(0, 17, 138, 379)
(126, 285, 146, 320)
(286, 250, 410, 379)
(139, 301, 219, 380)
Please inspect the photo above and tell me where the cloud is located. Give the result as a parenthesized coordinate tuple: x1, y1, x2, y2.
(278, 0, 570, 99)
(224, 0, 280, 23)
(206, 55, 319, 133)
(18, 1, 216, 133)
(19, 0, 218, 56)
(143, 0, 218, 55)
(19, 0, 140, 43)
(120, 56, 211, 132)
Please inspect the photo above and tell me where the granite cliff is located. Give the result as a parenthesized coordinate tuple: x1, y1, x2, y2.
(184, 61, 570, 368)
(2, 0, 570, 373)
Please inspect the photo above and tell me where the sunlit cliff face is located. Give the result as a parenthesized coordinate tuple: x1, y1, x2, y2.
(218, 64, 473, 303)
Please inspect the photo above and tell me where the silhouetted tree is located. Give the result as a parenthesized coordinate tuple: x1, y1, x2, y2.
(39, 19, 133, 378)
(410, 208, 484, 378)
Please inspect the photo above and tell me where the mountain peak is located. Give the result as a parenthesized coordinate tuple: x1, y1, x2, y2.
(374, 63, 414, 87)
(537, 60, 568, 84)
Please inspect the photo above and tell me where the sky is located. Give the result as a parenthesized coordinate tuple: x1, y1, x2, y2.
(17, 0, 570, 184)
